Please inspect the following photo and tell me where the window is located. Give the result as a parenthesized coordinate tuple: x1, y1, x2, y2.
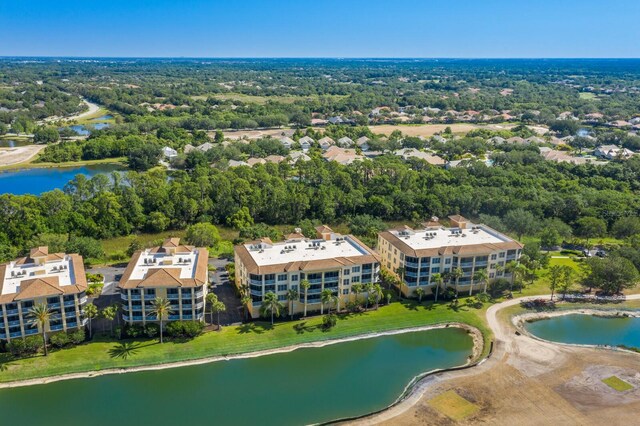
(490, 254, 497, 260)
(145, 289, 155, 295)
(445, 258, 451, 265)
(351, 276, 360, 283)
(343, 289, 349, 295)
(343, 269, 350, 275)
(489, 273, 495, 279)
(277, 284, 287, 292)
(291, 285, 298, 291)
(277, 274, 288, 281)
(352, 266, 361, 273)
(432, 258, 441, 264)
(499, 252, 505, 258)
(291, 275, 298, 281)
(343, 279, 350, 286)
(278, 295, 287, 301)
(431, 267, 440, 273)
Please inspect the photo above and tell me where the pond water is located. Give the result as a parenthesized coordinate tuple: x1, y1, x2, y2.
(0, 328, 473, 426)
(91, 114, 113, 121)
(0, 164, 124, 195)
(525, 313, 640, 349)
(61, 122, 111, 136)
(0, 139, 32, 148)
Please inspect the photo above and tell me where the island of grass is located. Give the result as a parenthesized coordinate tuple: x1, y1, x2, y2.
(602, 376, 634, 392)
(428, 389, 480, 421)
(0, 297, 490, 385)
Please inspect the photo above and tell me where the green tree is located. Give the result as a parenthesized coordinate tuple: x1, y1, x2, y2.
(186, 222, 221, 247)
(241, 294, 252, 321)
(212, 300, 226, 330)
(351, 283, 364, 304)
(451, 267, 463, 296)
(558, 266, 574, 298)
(504, 208, 539, 240)
(128, 144, 162, 171)
(574, 217, 607, 244)
(432, 273, 444, 302)
(260, 291, 283, 325)
(34, 126, 60, 144)
(84, 302, 98, 338)
(300, 279, 310, 317)
(472, 268, 489, 296)
(415, 287, 425, 302)
(286, 288, 299, 320)
(28, 304, 52, 356)
(582, 256, 639, 294)
(227, 207, 254, 230)
(395, 266, 405, 298)
(101, 305, 117, 335)
(149, 298, 173, 343)
(320, 288, 333, 315)
(548, 265, 563, 301)
(206, 293, 218, 325)
(371, 283, 384, 309)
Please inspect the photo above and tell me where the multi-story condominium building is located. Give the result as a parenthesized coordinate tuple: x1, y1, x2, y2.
(0, 247, 88, 341)
(118, 238, 209, 324)
(378, 215, 524, 297)
(234, 225, 380, 318)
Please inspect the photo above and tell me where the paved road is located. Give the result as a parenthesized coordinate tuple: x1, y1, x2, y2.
(207, 257, 244, 325)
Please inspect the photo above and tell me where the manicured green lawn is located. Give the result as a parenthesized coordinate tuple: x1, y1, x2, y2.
(602, 376, 633, 392)
(0, 298, 491, 383)
(428, 390, 479, 420)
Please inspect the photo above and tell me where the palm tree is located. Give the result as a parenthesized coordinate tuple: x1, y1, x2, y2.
(101, 305, 117, 335)
(150, 297, 172, 344)
(352, 283, 364, 304)
(395, 266, 406, 298)
(286, 288, 299, 320)
(415, 287, 425, 302)
(320, 289, 333, 315)
(371, 284, 384, 309)
(241, 295, 252, 321)
(473, 269, 489, 296)
(432, 273, 444, 302)
(212, 300, 226, 330)
(28, 304, 51, 356)
(206, 293, 218, 325)
(260, 291, 283, 325)
(300, 279, 310, 317)
(505, 261, 525, 293)
(239, 284, 249, 298)
(364, 283, 374, 309)
(451, 267, 463, 297)
(84, 302, 98, 339)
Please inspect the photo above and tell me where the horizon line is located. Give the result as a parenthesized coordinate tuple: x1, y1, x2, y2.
(1, 56, 640, 61)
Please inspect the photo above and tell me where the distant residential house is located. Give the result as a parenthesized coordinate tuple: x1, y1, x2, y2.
(394, 148, 445, 166)
(356, 136, 371, 151)
(431, 135, 447, 144)
(288, 151, 311, 164)
(539, 147, 596, 165)
(318, 136, 335, 150)
(197, 142, 214, 152)
(228, 159, 249, 168)
(279, 136, 295, 149)
(310, 118, 328, 126)
(162, 146, 178, 159)
(184, 144, 196, 154)
(328, 116, 344, 125)
(265, 155, 286, 164)
(322, 146, 364, 165)
(247, 158, 267, 167)
(525, 136, 545, 145)
(298, 136, 314, 151)
(488, 136, 506, 145)
(506, 136, 525, 145)
(337, 136, 354, 147)
(594, 145, 635, 160)
(629, 117, 640, 125)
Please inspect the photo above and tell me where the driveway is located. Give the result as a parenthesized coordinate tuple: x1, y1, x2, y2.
(207, 257, 244, 325)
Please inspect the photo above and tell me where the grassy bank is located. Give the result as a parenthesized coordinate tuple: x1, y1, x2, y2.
(0, 156, 126, 172)
(0, 297, 491, 384)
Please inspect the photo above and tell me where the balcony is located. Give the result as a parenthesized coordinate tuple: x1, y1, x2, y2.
(405, 261, 419, 268)
(182, 315, 193, 320)
(475, 261, 488, 267)
(195, 302, 204, 309)
(308, 278, 322, 285)
(168, 315, 181, 320)
(123, 315, 130, 321)
(195, 291, 204, 298)
(146, 315, 157, 321)
(10, 331, 22, 338)
(130, 294, 142, 301)
(63, 300, 76, 307)
(308, 288, 322, 295)
(7, 320, 20, 327)
(249, 279, 262, 286)
(264, 280, 275, 285)
(144, 294, 156, 301)
(182, 304, 193, 310)
(66, 322, 78, 328)
(50, 324, 63, 331)
(120, 293, 128, 301)
(460, 262, 473, 268)
(0, 333, 5, 339)
(167, 294, 180, 300)
(5, 309, 19, 315)
(79, 297, 88, 305)
(405, 271, 418, 278)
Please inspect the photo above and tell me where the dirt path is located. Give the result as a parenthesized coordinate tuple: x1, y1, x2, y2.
(0, 144, 46, 168)
(61, 98, 100, 122)
(348, 294, 640, 425)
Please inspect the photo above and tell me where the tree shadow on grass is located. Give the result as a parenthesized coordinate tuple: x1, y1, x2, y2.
(293, 321, 319, 334)
(235, 322, 271, 335)
(108, 342, 141, 360)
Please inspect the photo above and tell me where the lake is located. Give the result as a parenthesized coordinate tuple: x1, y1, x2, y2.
(0, 164, 124, 195)
(0, 139, 32, 148)
(525, 313, 640, 348)
(0, 328, 473, 426)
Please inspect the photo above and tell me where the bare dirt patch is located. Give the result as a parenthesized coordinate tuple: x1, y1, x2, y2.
(0, 145, 45, 168)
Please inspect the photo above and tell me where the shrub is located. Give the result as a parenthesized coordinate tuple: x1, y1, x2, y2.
(86, 273, 104, 283)
(7, 339, 26, 356)
(145, 323, 159, 338)
(86, 282, 104, 297)
(322, 314, 337, 329)
(50, 332, 71, 348)
(24, 335, 44, 354)
(124, 323, 145, 338)
(69, 329, 86, 345)
(488, 278, 511, 297)
(166, 321, 204, 339)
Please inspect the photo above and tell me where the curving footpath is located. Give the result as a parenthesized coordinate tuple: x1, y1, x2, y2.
(344, 294, 640, 425)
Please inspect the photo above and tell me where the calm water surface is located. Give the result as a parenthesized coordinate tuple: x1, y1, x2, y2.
(0, 164, 123, 195)
(0, 328, 473, 426)
(525, 313, 640, 348)
(0, 139, 32, 148)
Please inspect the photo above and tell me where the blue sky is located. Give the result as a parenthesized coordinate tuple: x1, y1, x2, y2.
(1, 0, 639, 58)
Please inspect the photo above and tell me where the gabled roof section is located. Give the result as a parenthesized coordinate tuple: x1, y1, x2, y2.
(30, 246, 49, 258)
(14, 277, 62, 301)
(138, 268, 184, 287)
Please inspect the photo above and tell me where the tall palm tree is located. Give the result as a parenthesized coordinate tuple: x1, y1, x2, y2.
(241, 295, 252, 321)
(286, 288, 299, 320)
(260, 291, 283, 325)
(320, 289, 333, 315)
(415, 287, 425, 302)
(432, 273, 444, 302)
(212, 300, 226, 330)
(352, 283, 364, 304)
(395, 266, 406, 298)
(371, 284, 384, 309)
(150, 297, 173, 344)
(364, 283, 374, 309)
(101, 305, 117, 335)
(473, 269, 489, 295)
(300, 279, 310, 317)
(28, 304, 51, 356)
(84, 302, 98, 339)
(206, 293, 219, 325)
(451, 267, 463, 297)
(505, 261, 525, 293)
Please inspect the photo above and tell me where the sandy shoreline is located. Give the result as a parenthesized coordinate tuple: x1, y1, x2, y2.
(0, 322, 483, 390)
